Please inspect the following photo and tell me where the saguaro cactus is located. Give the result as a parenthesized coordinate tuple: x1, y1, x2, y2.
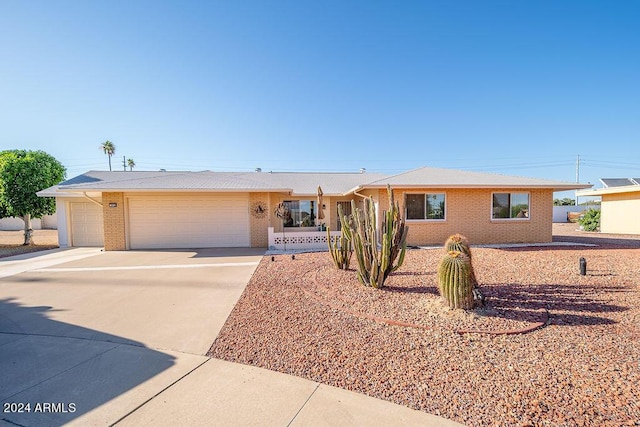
(349, 185, 408, 288)
(437, 250, 475, 309)
(327, 204, 353, 270)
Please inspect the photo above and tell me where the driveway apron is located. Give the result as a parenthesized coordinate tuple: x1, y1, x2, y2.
(0, 248, 262, 426)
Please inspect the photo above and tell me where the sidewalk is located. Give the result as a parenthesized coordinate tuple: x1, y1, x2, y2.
(114, 358, 464, 427)
(0, 247, 102, 278)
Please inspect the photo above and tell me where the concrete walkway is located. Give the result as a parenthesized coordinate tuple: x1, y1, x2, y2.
(0, 248, 463, 427)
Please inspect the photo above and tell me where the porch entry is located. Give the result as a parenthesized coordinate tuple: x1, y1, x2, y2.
(336, 201, 352, 229)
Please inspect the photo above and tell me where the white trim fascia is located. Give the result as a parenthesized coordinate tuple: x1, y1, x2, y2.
(576, 185, 640, 197)
(37, 190, 87, 198)
(359, 184, 592, 191)
(56, 187, 295, 193)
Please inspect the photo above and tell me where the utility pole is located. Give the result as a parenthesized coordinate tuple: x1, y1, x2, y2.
(122, 156, 126, 171)
(575, 155, 580, 206)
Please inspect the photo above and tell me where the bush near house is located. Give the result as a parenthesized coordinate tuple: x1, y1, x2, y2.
(579, 208, 600, 232)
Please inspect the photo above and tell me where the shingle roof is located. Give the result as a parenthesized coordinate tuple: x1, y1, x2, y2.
(361, 166, 591, 191)
(45, 166, 591, 196)
(263, 172, 388, 195)
(53, 170, 387, 196)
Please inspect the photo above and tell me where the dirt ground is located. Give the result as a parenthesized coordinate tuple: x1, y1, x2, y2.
(552, 222, 640, 247)
(0, 229, 59, 245)
(0, 229, 59, 258)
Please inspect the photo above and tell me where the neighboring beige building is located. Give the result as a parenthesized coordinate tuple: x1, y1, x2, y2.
(39, 167, 591, 250)
(576, 178, 640, 235)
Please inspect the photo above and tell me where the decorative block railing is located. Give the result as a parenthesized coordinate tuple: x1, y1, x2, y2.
(268, 227, 342, 251)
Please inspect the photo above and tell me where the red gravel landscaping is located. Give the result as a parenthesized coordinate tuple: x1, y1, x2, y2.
(209, 242, 640, 426)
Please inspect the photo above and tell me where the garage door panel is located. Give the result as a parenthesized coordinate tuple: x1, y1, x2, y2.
(128, 196, 250, 249)
(70, 202, 104, 247)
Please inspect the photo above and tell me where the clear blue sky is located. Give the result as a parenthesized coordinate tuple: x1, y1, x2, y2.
(1, 1, 638, 198)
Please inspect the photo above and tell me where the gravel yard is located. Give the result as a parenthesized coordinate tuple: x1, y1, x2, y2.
(209, 229, 640, 426)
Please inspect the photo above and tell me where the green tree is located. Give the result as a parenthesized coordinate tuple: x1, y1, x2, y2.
(553, 198, 575, 206)
(0, 150, 66, 245)
(127, 158, 135, 171)
(100, 140, 116, 171)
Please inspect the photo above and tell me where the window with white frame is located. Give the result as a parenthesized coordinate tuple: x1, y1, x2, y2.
(406, 193, 446, 220)
(492, 192, 529, 219)
(283, 200, 316, 227)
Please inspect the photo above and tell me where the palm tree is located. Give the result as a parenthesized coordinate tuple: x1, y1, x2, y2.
(100, 140, 116, 171)
(127, 158, 136, 171)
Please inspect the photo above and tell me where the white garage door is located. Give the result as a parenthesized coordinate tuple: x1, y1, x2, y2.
(70, 202, 104, 247)
(128, 195, 250, 249)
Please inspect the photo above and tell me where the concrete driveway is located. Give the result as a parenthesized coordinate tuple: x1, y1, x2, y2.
(1, 248, 463, 427)
(0, 248, 263, 426)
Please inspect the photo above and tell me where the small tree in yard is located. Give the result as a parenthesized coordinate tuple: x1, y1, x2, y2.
(0, 150, 66, 245)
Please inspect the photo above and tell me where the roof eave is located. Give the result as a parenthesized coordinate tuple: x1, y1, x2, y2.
(358, 184, 593, 191)
(576, 185, 640, 196)
(57, 187, 295, 193)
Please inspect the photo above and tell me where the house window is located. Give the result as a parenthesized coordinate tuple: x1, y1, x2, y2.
(283, 200, 316, 227)
(492, 192, 529, 219)
(406, 193, 446, 220)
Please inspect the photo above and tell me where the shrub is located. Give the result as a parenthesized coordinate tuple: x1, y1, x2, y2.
(579, 208, 600, 232)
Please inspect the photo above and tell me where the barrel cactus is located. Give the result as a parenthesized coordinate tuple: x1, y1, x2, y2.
(437, 250, 475, 309)
(445, 233, 477, 285)
(445, 234, 472, 258)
